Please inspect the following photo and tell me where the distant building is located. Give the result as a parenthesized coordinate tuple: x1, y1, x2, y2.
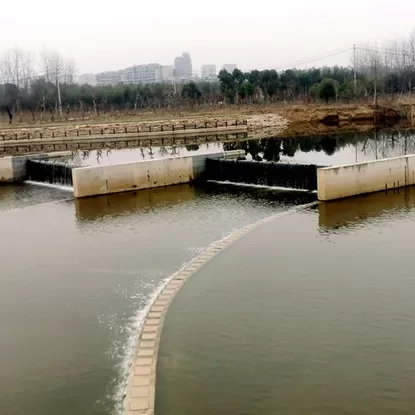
(95, 70, 124, 86)
(161, 65, 175, 82)
(201, 64, 217, 81)
(222, 64, 237, 73)
(76, 73, 97, 86)
(174, 52, 193, 81)
(123, 64, 162, 85)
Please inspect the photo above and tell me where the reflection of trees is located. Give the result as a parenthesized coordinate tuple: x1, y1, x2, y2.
(361, 130, 415, 160)
(185, 145, 200, 152)
(224, 130, 415, 162)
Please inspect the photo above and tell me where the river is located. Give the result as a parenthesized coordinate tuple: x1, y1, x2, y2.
(2, 128, 415, 415)
(0, 182, 310, 415)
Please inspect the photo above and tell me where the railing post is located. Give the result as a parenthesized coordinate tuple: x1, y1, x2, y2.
(172, 125, 175, 131)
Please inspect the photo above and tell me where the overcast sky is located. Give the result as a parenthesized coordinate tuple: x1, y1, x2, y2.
(2, 0, 414, 74)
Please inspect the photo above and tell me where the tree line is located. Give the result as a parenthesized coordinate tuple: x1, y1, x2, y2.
(1, 29, 415, 123)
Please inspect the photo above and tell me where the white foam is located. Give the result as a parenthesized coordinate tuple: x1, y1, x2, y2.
(24, 180, 74, 193)
(206, 179, 317, 193)
(112, 201, 318, 415)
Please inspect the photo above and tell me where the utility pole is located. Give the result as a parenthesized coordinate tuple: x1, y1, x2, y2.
(56, 75, 62, 118)
(374, 55, 378, 107)
(353, 44, 357, 97)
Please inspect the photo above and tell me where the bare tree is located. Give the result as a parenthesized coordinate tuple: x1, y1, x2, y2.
(38, 47, 67, 117)
(0, 47, 34, 89)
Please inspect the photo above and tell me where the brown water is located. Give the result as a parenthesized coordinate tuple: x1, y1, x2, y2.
(0, 183, 310, 415)
(157, 186, 415, 415)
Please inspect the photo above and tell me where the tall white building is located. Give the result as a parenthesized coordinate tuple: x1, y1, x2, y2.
(174, 52, 193, 81)
(95, 70, 125, 86)
(123, 64, 162, 85)
(201, 64, 217, 81)
(161, 65, 175, 82)
(222, 64, 238, 73)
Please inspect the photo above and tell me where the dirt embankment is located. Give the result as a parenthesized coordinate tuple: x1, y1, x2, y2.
(1, 102, 413, 140)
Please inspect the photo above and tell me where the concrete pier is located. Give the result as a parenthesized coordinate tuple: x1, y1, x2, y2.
(317, 154, 415, 201)
(0, 156, 27, 182)
(72, 150, 245, 198)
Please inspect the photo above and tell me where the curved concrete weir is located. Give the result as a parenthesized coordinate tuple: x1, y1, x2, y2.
(123, 201, 318, 415)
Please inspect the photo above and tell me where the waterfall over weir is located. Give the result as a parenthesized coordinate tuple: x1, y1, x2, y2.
(205, 158, 323, 191)
(26, 159, 74, 186)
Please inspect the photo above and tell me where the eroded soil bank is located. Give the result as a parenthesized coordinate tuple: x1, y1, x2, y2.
(0, 102, 413, 140)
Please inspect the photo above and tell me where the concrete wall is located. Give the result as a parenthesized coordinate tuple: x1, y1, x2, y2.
(0, 152, 73, 184)
(73, 150, 244, 198)
(0, 157, 13, 182)
(0, 156, 27, 182)
(318, 154, 415, 201)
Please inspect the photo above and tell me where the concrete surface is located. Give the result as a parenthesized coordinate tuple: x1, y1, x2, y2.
(72, 150, 244, 198)
(317, 154, 415, 201)
(0, 156, 28, 182)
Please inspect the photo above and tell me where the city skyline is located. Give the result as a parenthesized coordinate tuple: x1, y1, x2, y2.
(1, 0, 414, 75)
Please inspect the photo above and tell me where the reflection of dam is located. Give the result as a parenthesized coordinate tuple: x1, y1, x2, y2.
(75, 184, 196, 221)
(318, 186, 415, 230)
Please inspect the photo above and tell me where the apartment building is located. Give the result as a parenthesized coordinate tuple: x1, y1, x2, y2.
(201, 64, 217, 81)
(95, 70, 124, 86)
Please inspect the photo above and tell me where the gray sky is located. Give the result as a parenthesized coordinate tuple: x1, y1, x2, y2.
(2, 0, 414, 74)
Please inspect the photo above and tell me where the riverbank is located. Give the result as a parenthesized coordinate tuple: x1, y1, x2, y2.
(1, 102, 414, 143)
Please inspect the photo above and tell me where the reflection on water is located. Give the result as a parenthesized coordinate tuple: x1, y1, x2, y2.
(318, 186, 415, 230)
(0, 183, 296, 415)
(0, 183, 72, 212)
(157, 192, 415, 415)
(224, 128, 415, 165)
(66, 142, 224, 167)
(75, 185, 197, 221)
(59, 128, 415, 169)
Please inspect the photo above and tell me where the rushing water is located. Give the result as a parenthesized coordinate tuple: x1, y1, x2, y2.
(157, 186, 415, 415)
(0, 182, 312, 415)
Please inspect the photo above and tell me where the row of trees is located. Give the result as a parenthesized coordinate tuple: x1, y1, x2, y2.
(1, 29, 415, 123)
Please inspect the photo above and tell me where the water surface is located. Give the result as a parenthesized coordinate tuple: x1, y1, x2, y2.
(0, 183, 309, 415)
(157, 186, 415, 415)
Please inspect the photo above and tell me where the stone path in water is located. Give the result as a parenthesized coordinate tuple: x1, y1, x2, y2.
(123, 201, 317, 415)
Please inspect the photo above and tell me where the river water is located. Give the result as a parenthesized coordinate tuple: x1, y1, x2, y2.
(157, 186, 415, 415)
(0, 182, 311, 415)
(2, 128, 415, 415)
(51, 128, 415, 169)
